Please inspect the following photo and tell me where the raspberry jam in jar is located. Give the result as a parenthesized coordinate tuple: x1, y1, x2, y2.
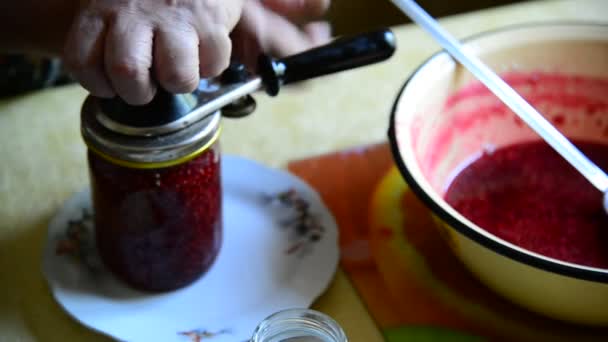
(81, 91, 223, 292)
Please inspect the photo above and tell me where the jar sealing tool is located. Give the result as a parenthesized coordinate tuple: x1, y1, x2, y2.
(91, 28, 397, 138)
(390, 0, 608, 212)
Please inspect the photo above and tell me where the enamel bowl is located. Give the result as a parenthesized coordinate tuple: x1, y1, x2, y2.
(389, 22, 608, 325)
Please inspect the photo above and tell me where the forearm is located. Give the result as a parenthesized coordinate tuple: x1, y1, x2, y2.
(0, 0, 79, 56)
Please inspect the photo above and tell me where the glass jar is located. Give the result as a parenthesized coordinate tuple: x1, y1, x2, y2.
(251, 309, 348, 342)
(81, 92, 223, 292)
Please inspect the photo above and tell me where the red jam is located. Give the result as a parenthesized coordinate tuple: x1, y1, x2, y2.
(88, 144, 222, 291)
(444, 140, 608, 269)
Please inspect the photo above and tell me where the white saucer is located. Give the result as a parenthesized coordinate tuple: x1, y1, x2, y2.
(42, 155, 339, 342)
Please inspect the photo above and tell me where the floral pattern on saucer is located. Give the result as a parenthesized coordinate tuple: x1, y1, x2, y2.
(54, 209, 102, 274)
(263, 189, 326, 256)
(178, 328, 231, 342)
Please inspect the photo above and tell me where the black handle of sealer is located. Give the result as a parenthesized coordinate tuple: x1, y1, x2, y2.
(258, 28, 396, 96)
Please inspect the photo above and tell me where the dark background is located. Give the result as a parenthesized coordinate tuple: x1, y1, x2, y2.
(327, 0, 528, 35)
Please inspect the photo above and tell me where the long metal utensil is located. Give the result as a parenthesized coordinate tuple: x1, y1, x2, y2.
(390, 0, 608, 211)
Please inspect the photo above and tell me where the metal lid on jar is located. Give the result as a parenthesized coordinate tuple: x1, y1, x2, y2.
(81, 88, 222, 169)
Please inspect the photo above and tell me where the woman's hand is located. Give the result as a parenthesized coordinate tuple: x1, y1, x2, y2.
(64, 0, 244, 105)
(232, 0, 331, 68)
(63, 0, 331, 105)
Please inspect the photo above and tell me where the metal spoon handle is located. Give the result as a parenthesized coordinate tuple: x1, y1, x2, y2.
(390, 0, 608, 193)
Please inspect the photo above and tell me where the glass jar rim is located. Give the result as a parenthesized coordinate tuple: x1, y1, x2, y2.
(85, 125, 222, 169)
(251, 308, 348, 342)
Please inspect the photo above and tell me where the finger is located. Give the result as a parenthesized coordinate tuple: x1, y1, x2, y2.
(261, 0, 330, 23)
(154, 27, 200, 94)
(104, 17, 155, 105)
(63, 13, 114, 98)
(303, 21, 332, 46)
(246, 3, 328, 58)
(198, 29, 232, 78)
(230, 20, 262, 69)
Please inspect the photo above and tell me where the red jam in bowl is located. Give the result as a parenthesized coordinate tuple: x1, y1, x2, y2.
(88, 145, 222, 291)
(444, 140, 608, 268)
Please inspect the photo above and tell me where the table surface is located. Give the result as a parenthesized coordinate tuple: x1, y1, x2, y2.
(1, 0, 607, 340)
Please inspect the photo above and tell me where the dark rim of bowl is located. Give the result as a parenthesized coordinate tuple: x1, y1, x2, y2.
(388, 21, 608, 283)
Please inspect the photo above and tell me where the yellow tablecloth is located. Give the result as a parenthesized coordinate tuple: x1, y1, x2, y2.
(1, 0, 607, 340)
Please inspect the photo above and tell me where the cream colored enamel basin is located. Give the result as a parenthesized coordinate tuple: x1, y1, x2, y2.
(389, 22, 608, 325)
